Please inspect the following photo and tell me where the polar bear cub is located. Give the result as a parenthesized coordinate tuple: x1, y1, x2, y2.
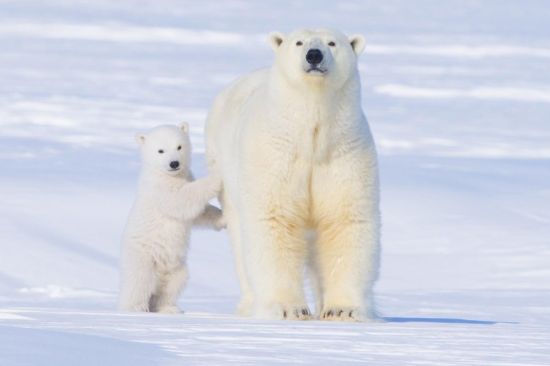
(119, 123, 223, 313)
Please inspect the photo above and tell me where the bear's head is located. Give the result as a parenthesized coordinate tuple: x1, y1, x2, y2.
(135, 123, 191, 176)
(268, 28, 366, 89)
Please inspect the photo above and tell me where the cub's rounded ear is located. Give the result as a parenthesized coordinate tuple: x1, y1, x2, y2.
(135, 133, 146, 145)
(179, 121, 189, 133)
(349, 34, 366, 55)
(268, 31, 285, 51)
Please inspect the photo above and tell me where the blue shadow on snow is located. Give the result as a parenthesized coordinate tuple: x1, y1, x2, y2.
(383, 317, 516, 325)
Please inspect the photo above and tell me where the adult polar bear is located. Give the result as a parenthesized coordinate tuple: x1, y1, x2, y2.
(206, 29, 380, 321)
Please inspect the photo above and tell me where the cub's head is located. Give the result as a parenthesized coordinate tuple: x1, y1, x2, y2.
(135, 123, 191, 176)
(268, 28, 366, 88)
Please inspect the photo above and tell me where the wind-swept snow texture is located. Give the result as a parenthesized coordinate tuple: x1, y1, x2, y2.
(1, 1, 549, 365)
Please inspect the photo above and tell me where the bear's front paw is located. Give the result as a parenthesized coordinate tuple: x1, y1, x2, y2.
(257, 302, 312, 321)
(320, 307, 369, 322)
(283, 306, 312, 320)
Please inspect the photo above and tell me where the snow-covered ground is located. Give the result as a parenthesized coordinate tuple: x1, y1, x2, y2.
(1, 1, 550, 364)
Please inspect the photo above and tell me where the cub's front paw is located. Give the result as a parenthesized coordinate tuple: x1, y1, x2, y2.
(214, 215, 227, 231)
(207, 170, 223, 193)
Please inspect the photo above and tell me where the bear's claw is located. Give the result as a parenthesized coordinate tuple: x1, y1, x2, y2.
(282, 307, 311, 320)
(259, 303, 311, 320)
(321, 307, 364, 322)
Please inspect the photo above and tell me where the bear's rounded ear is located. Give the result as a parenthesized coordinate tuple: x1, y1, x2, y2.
(349, 34, 366, 55)
(179, 121, 189, 133)
(268, 32, 285, 51)
(135, 133, 146, 145)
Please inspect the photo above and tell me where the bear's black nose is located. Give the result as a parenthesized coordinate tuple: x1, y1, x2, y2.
(306, 49, 323, 65)
(169, 161, 180, 169)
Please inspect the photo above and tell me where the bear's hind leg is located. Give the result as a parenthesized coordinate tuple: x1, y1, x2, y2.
(222, 194, 255, 316)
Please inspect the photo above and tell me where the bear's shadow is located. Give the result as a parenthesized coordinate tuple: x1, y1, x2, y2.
(383, 317, 516, 325)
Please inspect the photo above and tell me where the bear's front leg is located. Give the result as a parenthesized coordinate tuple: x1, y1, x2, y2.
(242, 205, 312, 321)
(237, 134, 313, 320)
(315, 218, 380, 321)
(312, 151, 381, 322)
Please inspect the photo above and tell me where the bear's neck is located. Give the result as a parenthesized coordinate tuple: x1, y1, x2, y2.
(267, 69, 363, 163)
(268, 69, 361, 127)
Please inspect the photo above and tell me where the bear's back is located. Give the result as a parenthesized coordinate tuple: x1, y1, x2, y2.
(205, 68, 270, 164)
(218, 68, 270, 113)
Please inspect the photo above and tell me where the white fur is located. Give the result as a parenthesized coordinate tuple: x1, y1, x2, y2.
(119, 124, 223, 313)
(206, 29, 380, 321)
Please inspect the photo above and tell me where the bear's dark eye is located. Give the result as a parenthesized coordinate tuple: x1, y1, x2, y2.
(296, 41, 303, 46)
(177, 145, 182, 151)
(158, 149, 164, 154)
(328, 41, 336, 47)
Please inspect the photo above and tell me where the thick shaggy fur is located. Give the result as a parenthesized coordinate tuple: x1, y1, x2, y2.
(205, 29, 381, 321)
(119, 124, 223, 313)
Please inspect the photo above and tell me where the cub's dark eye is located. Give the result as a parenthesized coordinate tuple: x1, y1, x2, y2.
(177, 145, 182, 151)
(328, 41, 336, 47)
(158, 149, 164, 154)
(296, 41, 303, 46)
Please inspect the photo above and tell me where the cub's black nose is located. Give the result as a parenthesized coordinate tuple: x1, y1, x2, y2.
(306, 49, 323, 65)
(169, 161, 180, 169)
